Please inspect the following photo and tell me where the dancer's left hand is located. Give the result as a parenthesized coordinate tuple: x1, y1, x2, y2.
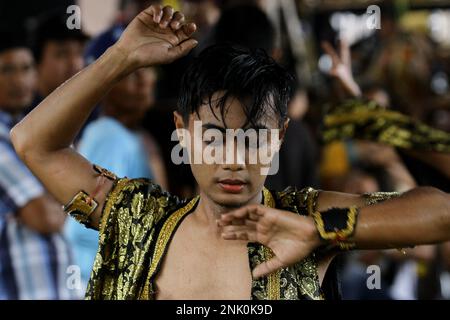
(218, 204, 321, 278)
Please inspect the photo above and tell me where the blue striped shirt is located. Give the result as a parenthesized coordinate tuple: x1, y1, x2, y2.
(0, 110, 80, 300)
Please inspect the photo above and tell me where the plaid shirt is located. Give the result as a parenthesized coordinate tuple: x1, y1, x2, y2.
(0, 110, 80, 299)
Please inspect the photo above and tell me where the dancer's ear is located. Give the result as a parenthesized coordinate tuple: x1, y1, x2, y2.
(279, 118, 290, 148)
(173, 111, 187, 147)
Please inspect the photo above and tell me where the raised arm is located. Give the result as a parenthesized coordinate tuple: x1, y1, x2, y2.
(10, 5, 197, 228)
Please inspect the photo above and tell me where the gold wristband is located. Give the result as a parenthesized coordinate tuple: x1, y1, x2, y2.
(312, 206, 359, 251)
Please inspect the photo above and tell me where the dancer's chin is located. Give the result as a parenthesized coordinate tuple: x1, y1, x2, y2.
(207, 185, 254, 208)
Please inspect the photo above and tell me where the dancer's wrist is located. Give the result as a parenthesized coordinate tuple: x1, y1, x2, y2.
(95, 45, 135, 83)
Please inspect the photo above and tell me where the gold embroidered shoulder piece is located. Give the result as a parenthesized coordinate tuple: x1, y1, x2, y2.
(85, 178, 184, 300)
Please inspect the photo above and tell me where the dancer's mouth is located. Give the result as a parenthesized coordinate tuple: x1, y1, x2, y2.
(218, 179, 246, 193)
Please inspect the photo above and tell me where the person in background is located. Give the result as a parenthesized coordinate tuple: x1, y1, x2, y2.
(321, 38, 449, 300)
(31, 11, 89, 106)
(181, 0, 221, 45)
(65, 27, 167, 292)
(0, 32, 77, 300)
(82, 0, 161, 130)
(84, 0, 161, 66)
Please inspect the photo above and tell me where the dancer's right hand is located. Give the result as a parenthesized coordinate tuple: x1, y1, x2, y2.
(115, 4, 198, 73)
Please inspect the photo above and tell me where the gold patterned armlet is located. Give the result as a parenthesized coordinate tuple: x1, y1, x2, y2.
(63, 164, 118, 228)
(312, 206, 359, 251)
(63, 190, 98, 228)
(362, 191, 401, 206)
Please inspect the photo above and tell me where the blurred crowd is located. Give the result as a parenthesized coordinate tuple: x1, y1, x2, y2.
(0, 0, 449, 300)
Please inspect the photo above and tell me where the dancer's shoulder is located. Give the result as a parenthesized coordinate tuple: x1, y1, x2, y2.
(100, 177, 182, 229)
(272, 186, 320, 216)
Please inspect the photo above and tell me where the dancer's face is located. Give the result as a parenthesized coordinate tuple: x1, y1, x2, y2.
(0, 48, 36, 115)
(174, 92, 288, 208)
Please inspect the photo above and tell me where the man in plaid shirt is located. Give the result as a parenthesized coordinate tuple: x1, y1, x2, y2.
(0, 33, 78, 300)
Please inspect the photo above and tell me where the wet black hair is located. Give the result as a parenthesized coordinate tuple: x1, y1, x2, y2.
(0, 30, 30, 55)
(178, 44, 293, 128)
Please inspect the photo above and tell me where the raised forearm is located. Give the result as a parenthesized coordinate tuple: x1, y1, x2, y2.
(11, 46, 128, 155)
(351, 187, 450, 249)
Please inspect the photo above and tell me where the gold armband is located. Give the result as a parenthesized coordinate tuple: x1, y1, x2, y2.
(363, 192, 400, 206)
(63, 190, 98, 227)
(63, 164, 117, 228)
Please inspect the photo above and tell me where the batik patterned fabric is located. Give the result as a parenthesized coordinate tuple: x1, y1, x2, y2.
(322, 99, 450, 153)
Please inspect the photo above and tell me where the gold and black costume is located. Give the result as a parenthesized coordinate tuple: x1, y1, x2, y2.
(65, 164, 399, 300)
(81, 178, 325, 300)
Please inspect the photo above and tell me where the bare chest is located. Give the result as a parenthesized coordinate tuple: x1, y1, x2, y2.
(153, 218, 253, 300)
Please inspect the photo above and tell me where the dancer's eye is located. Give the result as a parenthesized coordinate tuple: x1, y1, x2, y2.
(204, 137, 223, 146)
(247, 136, 270, 149)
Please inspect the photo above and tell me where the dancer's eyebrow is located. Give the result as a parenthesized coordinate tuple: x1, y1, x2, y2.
(244, 124, 269, 131)
(202, 123, 269, 132)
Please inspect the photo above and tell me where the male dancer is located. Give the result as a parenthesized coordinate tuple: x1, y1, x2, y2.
(11, 5, 450, 299)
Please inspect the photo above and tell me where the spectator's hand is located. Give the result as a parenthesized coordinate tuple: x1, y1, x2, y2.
(218, 204, 321, 278)
(17, 195, 66, 235)
(115, 5, 197, 73)
(322, 40, 362, 98)
(354, 141, 417, 191)
(355, 141, 400, 167)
